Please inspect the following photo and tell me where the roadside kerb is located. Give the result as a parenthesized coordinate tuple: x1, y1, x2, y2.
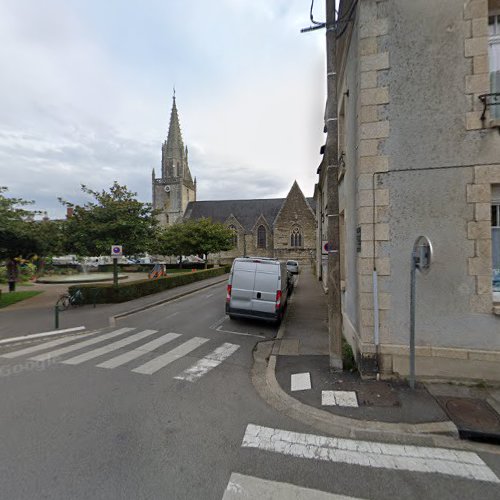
(0, 326, 86, 345)
(109, 276, 228, 325)
(248, 292, 500, 451)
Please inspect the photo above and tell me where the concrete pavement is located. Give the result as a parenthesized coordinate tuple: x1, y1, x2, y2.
(0, 273, 228, 340)
(4, 267, 499, 449)
(252, 266, 500, 448)
(2, 283, 500, 499)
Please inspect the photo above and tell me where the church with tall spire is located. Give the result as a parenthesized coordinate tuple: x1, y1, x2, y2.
(152, 93, 316, 263)
(152, 92, 196, 227)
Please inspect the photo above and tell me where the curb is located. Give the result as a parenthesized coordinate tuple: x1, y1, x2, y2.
(0, 326, 86, 345)
(249, 290, 495, 449)
(109, 276, 228, 326)
(252, 341, 500, 451)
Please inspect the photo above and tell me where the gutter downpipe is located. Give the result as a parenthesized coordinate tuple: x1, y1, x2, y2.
(370, 165, 484, 377)
(372, 173, 380, 377)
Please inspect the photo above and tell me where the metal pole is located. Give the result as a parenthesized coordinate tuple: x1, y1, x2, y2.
(54, 305, 59, 329)
(409, 254, 416, 389)
(113, 257, 118, 288)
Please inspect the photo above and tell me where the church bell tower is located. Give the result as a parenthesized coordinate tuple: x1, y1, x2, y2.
(152, 92, 196, 227)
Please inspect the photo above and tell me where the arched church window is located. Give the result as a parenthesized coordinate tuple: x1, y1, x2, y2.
(257, 225, 267, 248)
(290, 226, 302, 247)
(229, 225, 238, 247)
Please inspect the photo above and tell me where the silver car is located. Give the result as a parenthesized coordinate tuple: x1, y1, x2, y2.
(286, 260, 299, 274)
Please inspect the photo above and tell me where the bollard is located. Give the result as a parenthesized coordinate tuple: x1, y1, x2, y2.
(54, 305, 59, 329)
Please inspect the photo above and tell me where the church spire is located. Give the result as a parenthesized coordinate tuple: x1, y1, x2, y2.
(165, 92, 185, 162)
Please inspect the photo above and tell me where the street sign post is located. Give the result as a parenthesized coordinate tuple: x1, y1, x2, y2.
(409, 235, 433, 389)
(111, 245, 123, 257)
(111, 245, 122, 287)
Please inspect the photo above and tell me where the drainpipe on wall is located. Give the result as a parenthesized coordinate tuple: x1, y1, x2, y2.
(325, 0, 343, 371)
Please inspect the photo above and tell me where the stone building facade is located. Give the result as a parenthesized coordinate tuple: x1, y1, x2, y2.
(152, 95, 196, 227)
(152, 96, 316, 263)
(317, 0, 500, 382)
(184, 182, 316, 264)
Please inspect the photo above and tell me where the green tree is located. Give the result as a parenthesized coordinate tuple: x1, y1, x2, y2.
(155, 218, 234, 267)
(151, 225, 185, 264)
(0, 187, 41, 259)
(60, 182, 159, 256)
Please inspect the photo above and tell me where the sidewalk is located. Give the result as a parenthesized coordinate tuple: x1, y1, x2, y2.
(257, 266, 500, 445)
(0, 273, 228, 340)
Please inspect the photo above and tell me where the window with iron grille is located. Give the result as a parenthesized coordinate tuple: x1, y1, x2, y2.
(257, 225, 267, 248)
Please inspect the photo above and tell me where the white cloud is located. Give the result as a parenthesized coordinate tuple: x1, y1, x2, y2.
(0, 0, 326, 218)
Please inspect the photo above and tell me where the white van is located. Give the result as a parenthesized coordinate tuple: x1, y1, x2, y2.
(225, 257, 291, 323)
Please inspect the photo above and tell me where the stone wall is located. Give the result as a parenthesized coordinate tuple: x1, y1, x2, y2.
(332, 0, 500, 382)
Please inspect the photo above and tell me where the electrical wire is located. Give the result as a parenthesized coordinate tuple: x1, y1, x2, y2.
(309, 0, 324, 25)
(335, 0, 358, 39)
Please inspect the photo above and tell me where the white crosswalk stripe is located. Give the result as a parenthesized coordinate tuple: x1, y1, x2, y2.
(0, 327, 240, 382)
(61, 329, 158, 365)
(174, 342, 239, 382)
(96, 332, 181, 369)
(0, 332, 95, 359)
(132, 337, 209, 375)
(29, 328, 135, 362)
(222, 473, 364, 500)
(241, 424, 500, 483)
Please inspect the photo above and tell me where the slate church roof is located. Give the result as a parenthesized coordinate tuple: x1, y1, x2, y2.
(184, 197, 315, 231)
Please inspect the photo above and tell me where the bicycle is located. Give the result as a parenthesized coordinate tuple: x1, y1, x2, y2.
(56, 289, 83, 310)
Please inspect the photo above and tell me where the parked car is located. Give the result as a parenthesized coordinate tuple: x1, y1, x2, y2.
(226, 257, 290, 323)
(52, 255, 79, 265)
(286, 260, 299, 274)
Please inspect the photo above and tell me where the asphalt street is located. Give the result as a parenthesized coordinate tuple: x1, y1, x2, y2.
(1, 282, 500, 499)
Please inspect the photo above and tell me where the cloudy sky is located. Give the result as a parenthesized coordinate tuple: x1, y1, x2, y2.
(0, 0, 326, 219)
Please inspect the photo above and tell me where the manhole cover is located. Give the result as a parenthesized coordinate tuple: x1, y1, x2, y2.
(438, 397, 500, 433)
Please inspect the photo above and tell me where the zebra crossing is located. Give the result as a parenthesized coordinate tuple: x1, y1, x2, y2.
(0, 327, 240, 381)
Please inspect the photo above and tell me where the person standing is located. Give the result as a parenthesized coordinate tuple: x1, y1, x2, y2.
(6, 258, 18, 293)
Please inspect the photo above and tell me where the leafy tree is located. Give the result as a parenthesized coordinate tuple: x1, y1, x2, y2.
(60, 182, 159, 256)
(0, 187, 41, 259)
(155, 218, 234, 267)
(151, 225, 184, 263)
(32, 219, 66, 257)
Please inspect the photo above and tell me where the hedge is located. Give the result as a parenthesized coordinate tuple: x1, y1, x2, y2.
(97, 263, 214, 272)
(68, 267, 227, 304)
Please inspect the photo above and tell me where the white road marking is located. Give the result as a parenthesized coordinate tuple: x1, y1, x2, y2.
(205, 293, 214, 298)
(29, 328, 135, 362)
(132, 337, 209, 375)
(322, 390, 359, 407)
(215, 326, 265, 339)
(241, 424, 500, 483)
(96, 332, 181, 369)
(222, 473, 364, 500)
(165, 312, 179, 319)
(61, 329, 158, 365)
(174, 342, 239, 382)
(0, 326, 86, 345)
(291, 372, 311, 391)
(209, 315, 227, 330)
(1, 332, 95, 359)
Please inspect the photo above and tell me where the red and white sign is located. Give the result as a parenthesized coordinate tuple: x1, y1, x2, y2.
(111, 245, 123, 257)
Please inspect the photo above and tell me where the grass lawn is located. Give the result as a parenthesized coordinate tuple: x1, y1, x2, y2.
(0, 291, 43, 308)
